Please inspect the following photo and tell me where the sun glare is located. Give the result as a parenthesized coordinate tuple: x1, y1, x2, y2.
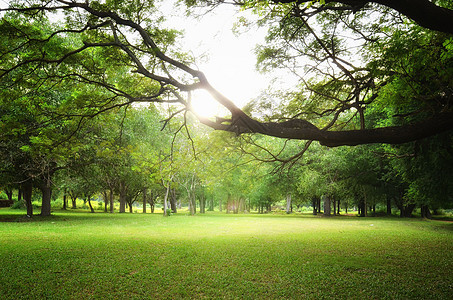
(191, 90, 225, 118)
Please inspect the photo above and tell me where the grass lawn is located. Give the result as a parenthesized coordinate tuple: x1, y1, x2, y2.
(0, 209, 452, 299)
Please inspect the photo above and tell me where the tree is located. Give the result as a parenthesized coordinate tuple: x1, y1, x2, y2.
(2, 0, 453, 217)
(1, 0, 452, 151)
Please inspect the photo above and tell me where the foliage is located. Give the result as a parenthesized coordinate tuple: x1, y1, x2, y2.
(0, 0, 452, 215)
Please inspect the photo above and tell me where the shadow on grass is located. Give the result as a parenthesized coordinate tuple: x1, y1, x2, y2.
(0, 208, 97, 223)
(432, 215, 453, 222)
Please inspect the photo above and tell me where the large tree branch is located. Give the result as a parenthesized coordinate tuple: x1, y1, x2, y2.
(274, 0, 453, 34)
(198, 110, 453, 147)
(373, 0, 453, 34)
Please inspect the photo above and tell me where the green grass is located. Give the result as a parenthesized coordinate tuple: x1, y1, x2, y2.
(0, 209, 452, 299)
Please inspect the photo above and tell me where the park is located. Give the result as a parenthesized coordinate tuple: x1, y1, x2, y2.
(1, 209, 452, 299)
(1, 0, 453, 298)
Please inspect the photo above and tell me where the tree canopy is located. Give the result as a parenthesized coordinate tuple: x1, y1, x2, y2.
(0, 0, 452, 148)
(1, 0, 452, 217)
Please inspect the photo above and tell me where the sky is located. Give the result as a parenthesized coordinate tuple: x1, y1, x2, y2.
(0, 0, 278, 117)
(161, 2, 272, 117)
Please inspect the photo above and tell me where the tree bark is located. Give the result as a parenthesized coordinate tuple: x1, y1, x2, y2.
(119, 192, 126, 213)
(337, 199, 340, 215)
(128, 200, 133, 213)
(323, 195, 331, 216)
(163, 181, 171, 217)
(332, 197, 337, 216)
(22, 180, 33, 217)
(208, 197, 214, 211)
(40, 181, 52, 217)
(400, 204, 416, 217)
(142, 188, 147, 213)
(273, 0, 453, 35)
(62, 191, 67, 210)
(199, 195, 206, 214)
(358, 196, 366, 217)
(312, 197, 318, 215)
(102, 191, 108, 213)
(147, 193, 155, 213)
(189, 194, 196, 215)
(200, 110, 453, 147)
(421, 205, 432, 219)
(109, 189, 114, 213)
(170, 188, 177, 213)
(362, 198, 366, 217)
(87, 196, 95, 213)
(286, 194, 292, 214)
(386, 195, 392, 215)
(119, 181, 126, 213)
(71, 196, 77, 209)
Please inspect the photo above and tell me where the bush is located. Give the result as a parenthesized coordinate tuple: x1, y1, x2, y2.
(52, 198, 64, 209)
(11, 200, 25, 209)
(0, 191, 7, 199)
(10, 200, 39, 210)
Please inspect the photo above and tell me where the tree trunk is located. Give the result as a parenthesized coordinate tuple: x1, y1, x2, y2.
(312, 197, 318, 215)
(286, 194, 292, 214)
(337, 199, 340, 215)
(386, 195, 392, 216)
(358, 189, 368, 217)
(119, 181, 126, 213)
(208, 197, 214, 211)
(199, 195, 205, 214)
(219, 198, 222, 212)
(189, 193, 196, 215)
(170, 188, 177, 213)
(22, 180, 33, 217)
(102, 191, 108, 213)
(163, 181, 171, 216)
(109, 189, 114, 213)
(40, 182, 52, 217)
(332, 197, 337, 216)
(119, 192, 126, 213)
(323, 195, 331, 216)
(71, 195, 77, 209)
(87, 196, 95, 213)
(142, 188, 147, 213)
(62, 192, 67, 210)
(421, 204, 432, 219)
(234, 199, 239, 214)
(226, 195, 233, 214)
(147, 193, 155, 213)
(400, 204, 416, 217)
(358, 196, 366, 217)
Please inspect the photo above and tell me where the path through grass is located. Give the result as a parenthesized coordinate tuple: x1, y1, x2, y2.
(0, 209, 452, 299)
